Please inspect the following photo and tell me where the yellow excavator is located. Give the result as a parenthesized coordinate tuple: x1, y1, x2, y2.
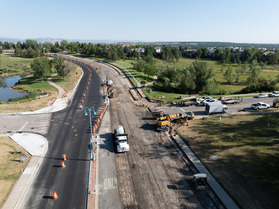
(156, 113, 189, 132)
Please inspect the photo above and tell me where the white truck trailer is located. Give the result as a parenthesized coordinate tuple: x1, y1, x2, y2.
(205, 102, 228, 114)
(114, 125, 129, 153)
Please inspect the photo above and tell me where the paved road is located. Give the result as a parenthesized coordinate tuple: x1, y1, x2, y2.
(21, 58, 104, 209)
(155, 97, 277, 117)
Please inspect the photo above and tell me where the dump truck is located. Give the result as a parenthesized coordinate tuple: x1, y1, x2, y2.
(205, 102, 228, 114)
(156, 113, 189, 131)
(114, 125, 129, 153)
(193, 173, 207, 190)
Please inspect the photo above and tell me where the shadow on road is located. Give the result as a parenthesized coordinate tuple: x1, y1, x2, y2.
(99, 133, 114, 153)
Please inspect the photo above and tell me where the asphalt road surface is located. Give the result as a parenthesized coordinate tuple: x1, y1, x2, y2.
(97, 62, 224, 209)
(157, 97, 277, 117)
(22, 58, 105, 209)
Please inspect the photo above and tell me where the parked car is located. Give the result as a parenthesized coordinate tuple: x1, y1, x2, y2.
(196, 96, 212, 105)
(220, 97, 240, 104)
(251, 102, 270, 110)
(202, 98, 217, 106)
(268, 91, 279, 97)
(255, 93, 268, 98)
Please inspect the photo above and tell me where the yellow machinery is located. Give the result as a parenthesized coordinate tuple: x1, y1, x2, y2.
(156, 113, 187, 131)
(273, 99, 279, 108)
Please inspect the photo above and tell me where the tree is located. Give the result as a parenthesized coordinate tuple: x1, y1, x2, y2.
(214, 48, 222, 60)
(133, 61, 145, 72)
(52, 57, 67, 79)
(60, 40, 69, 51)
(247, 60, 262, 85)
(15, 46, 23, 56)
(196, 48, 202, 58)
(187, 61, 214, 93)
(223, 66, 237, 84)
(201, 48, 208, 58)
(31, 57, 51, 80)
(26, 47, 36, 58)
(143, 64, 157, 78)
(172, 47, 181, 61)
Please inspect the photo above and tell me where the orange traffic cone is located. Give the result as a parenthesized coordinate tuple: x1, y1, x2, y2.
(83, 93, 85, 97)
(52, 192, 58, 199)
(81, 99, 84, 103)
(62, 154, 66, 161)
(61, 161, 66, 168)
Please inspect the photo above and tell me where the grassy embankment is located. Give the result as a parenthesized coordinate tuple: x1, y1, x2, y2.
(0, 136, 31, 207)
(111, 58, 279, 102)
(177, 114, 279, 209)
(0, 54, 32, 77)
(0, 54, 82, 112)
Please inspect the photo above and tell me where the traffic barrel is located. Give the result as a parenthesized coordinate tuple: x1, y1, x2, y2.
(61, 161, 66, 168)
(52, 192, 58, 199)
(62, 154, 66, 161)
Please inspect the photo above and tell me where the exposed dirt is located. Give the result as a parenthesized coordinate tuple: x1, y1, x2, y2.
(107, 65, 224, 209)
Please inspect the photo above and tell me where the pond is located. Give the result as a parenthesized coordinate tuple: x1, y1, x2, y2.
(0, 75, 28, 103)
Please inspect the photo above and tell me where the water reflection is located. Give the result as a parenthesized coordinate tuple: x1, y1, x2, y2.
(0, 75, 28, 103)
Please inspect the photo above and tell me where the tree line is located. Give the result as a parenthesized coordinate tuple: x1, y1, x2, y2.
(1, 40, 279, 65)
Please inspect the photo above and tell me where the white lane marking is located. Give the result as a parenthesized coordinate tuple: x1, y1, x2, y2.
(19, 121, 29, 131)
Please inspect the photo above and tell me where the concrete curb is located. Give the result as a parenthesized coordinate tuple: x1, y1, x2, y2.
(2, 133, 48, 209)
(171, 133, 240, 209)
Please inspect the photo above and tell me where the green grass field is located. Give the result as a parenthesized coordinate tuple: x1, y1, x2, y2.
(12, 76, 57, 93)
(0, 54, 32, 76)
(177, 114, 279, 209)
(111, 58, 279, 101)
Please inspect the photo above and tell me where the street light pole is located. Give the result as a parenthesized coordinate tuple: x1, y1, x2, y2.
(84, 106, 96, 161)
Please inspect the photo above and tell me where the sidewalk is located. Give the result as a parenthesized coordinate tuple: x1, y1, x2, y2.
(2, 133, 48, 209)
(171, 133, 240, 209)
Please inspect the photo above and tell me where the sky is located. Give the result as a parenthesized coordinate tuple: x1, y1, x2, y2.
(0, 0, 279, 43)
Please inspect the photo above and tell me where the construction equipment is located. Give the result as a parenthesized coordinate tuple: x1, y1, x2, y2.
(151, 111, 164, 119)
(193, 173, 207, 190)
(114, 125, 129, 153)
(107, 86, 115, 98)
(156, 113, 189, 132)
(273, 98, 279, 108)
